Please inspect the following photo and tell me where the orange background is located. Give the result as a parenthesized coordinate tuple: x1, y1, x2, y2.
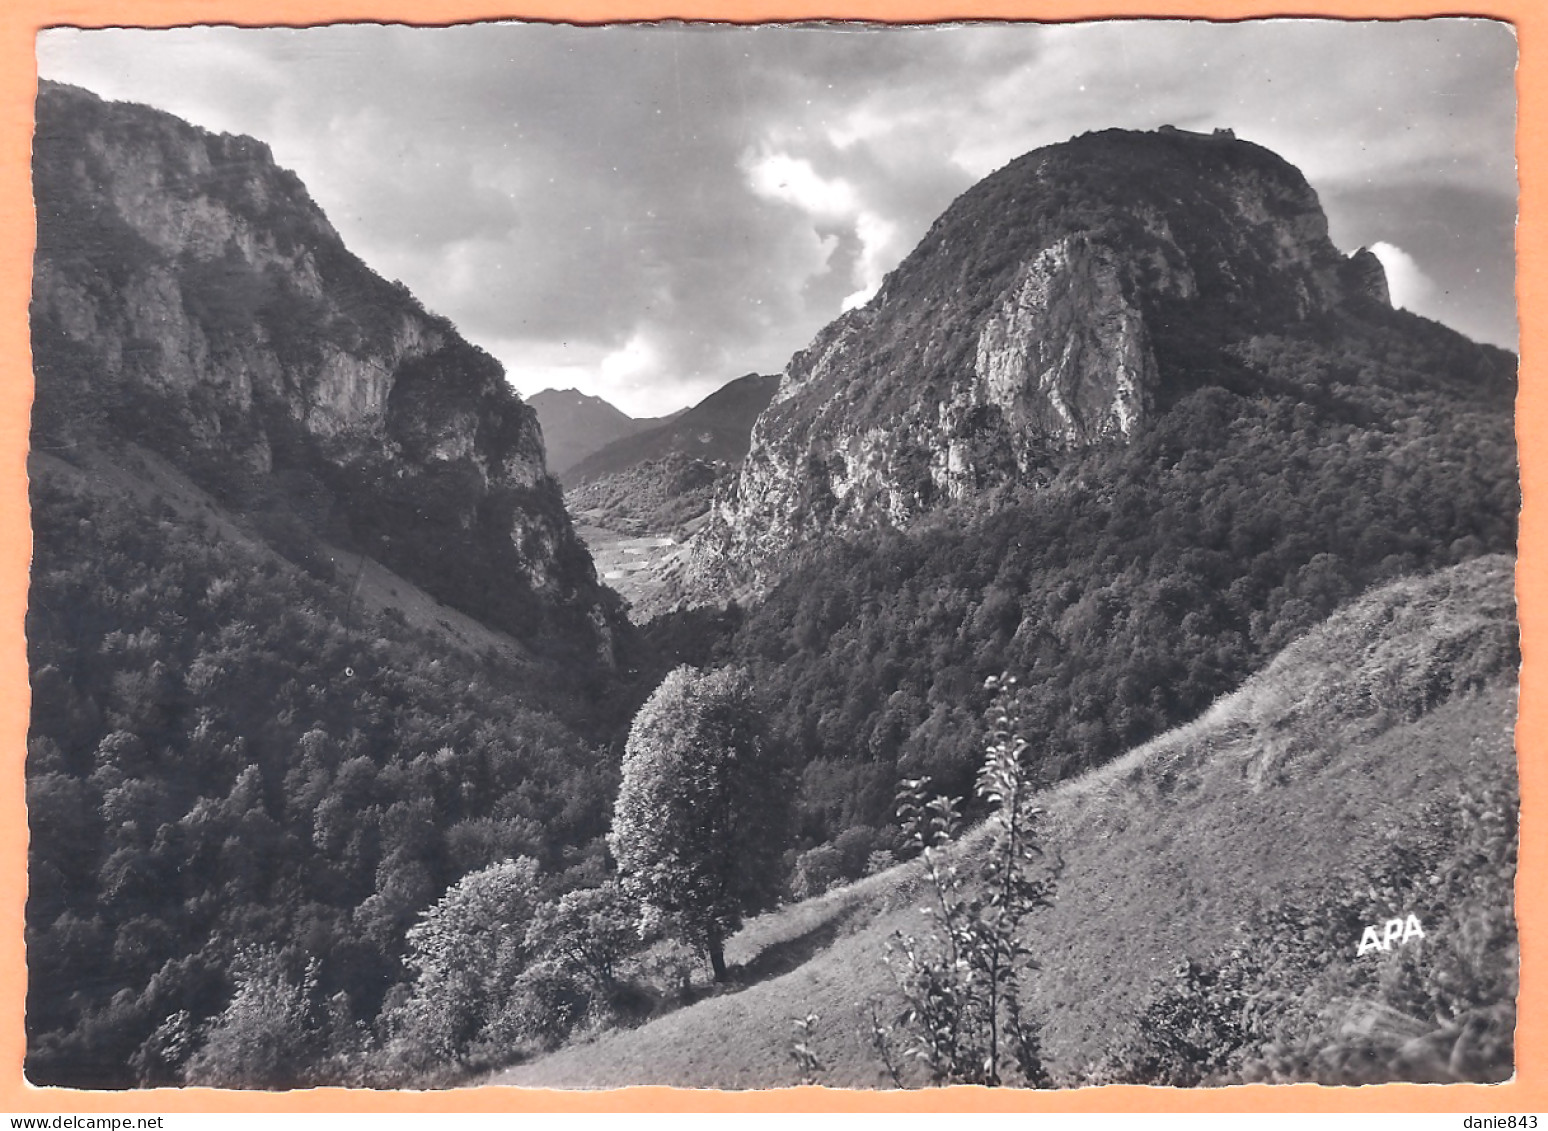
(0, 0, 1539, 1114)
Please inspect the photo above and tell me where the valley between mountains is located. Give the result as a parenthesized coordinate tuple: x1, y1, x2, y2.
(25, 80, 1519, 1090)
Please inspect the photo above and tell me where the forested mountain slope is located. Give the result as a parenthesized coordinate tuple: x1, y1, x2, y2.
(685, 369, 1515, 866)
(25, 81, 643, 1087)
(25, 446, 634, 1086)
(497, 556, 1519, 1088)
(652, 127, 1517, 880)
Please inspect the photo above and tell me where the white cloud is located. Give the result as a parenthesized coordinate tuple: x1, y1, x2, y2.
(743, 150, 905, 314)
(1368, 241, 1436, 311)
(826, 107, 890, 151)
(842, 211, 900, 311)
(599, 331, 659, 384)
(745, 151, 858, 216)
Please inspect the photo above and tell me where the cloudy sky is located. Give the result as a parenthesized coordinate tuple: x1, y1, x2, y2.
(37, 19, 1517, 417)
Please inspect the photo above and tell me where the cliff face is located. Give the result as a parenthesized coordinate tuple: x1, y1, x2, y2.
(692, 127, 1394, 594)
(31, 81, 618, 659)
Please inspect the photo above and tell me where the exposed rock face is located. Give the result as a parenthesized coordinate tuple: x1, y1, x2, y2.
(973, 237, 1157, 447)
(692, 127, 1391, 594)
(32, 81, 619, 658)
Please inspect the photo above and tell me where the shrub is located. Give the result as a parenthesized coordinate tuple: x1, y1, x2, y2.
(182, 948, 326, 1089)
(790, 844, 844, 901)
(488, 959, 590, 1053)
(875, 676, 1057, 1087)
(391, 857, 542, 1062)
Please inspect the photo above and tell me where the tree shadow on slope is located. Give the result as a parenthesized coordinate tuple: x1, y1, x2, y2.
(726, 915, 853, 987)
(722, 874, 914, 990)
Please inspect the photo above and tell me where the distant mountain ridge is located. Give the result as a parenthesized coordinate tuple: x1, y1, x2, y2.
(528, 388, 672, 479)
(649, 123, 1516, 880)
(563, 372, 779, 486)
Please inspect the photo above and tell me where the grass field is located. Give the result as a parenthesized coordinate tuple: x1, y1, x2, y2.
(486, 556, 1519, 1089)
(572, 520, 703, 620)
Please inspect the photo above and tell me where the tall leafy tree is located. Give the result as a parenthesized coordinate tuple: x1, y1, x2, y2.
(608, 666, 790, 982)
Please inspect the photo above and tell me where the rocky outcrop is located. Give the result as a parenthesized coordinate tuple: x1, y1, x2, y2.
(31, 81, 620, 658)
(1343, 246, 1393, 307)
(690, 127, 1392, 596)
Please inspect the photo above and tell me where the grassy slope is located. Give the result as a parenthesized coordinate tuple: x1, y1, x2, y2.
(489, 555, 1518, 1089)
(32, 444, 534, 668)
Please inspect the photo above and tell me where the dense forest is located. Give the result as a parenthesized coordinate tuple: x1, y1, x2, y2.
(649, 307, 1517, 890)
(24, 453, 642, 1085)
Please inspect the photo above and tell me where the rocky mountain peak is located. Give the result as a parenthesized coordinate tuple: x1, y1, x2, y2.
(31, 80, 622, 662)
(689, 127, 1399, 596)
